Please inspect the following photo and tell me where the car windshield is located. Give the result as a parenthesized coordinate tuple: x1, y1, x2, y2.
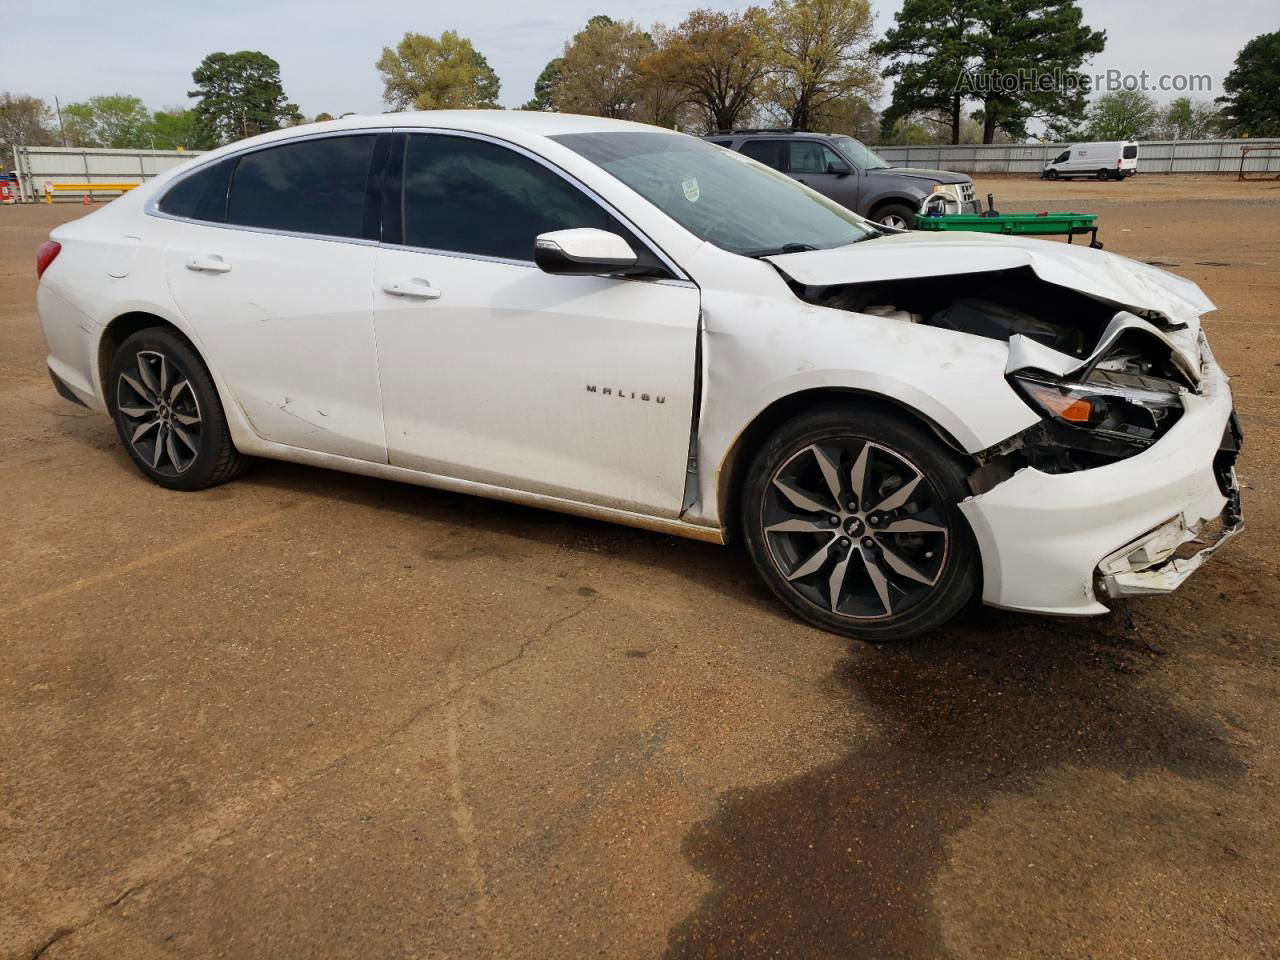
(831, 136, 892, 171)
(551, 131, 877, 256)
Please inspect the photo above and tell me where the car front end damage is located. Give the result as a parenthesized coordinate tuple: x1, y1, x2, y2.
(764, 234, 1243, 616)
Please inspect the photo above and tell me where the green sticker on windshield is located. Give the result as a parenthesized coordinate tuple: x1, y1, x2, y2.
(682, 177, 700, 202)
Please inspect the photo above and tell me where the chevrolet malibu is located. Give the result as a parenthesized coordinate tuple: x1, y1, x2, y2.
(35, 112, 1242, 641)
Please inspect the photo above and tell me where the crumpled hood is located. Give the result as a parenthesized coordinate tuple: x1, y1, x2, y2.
(765, 231, 1215, 327)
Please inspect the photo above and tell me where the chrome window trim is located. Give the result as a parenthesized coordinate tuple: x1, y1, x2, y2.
(144, 128, 383, 245)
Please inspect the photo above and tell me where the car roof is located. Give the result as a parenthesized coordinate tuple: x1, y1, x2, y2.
(186, 110, 682, 167)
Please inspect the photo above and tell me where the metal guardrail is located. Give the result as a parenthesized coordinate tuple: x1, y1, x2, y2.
(6, 144, 205, 202)
(868, 139, 1280, 175)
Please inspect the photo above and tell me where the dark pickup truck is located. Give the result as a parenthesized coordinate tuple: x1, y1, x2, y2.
(703, 129, 978, 229)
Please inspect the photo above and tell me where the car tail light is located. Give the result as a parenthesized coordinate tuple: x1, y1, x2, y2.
(36, 240, 62, 279)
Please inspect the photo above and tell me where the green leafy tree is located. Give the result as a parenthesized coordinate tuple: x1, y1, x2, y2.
(1082, 89, 1160, 141)
(190, 51, 302, 145)
(376, 31, 501, 110)
(314, 112, 336, 122)
(760, 0, 882, 131)
(1158, 97, 1220, 140)
(1216, 30, 1280, 137)
(147, 108, 206, 149)
(520, 58, 563, 111)
(875, 0, 973, 143)
(878, 0, 1104, 144)
(62, 95, 152, 148)
(0, 92, 55, 146)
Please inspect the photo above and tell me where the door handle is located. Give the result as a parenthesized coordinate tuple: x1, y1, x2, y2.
(382, 279, 441, 300)
(185, 255, 231, 274)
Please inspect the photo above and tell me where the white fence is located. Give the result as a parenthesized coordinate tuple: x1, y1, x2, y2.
(6, 145, 206, 202)
(869, 139, 1280, 176)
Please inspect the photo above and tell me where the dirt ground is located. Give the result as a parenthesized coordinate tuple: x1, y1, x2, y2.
(2, 174, 1278, 960)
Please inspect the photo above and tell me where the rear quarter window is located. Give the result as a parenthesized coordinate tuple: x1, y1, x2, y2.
(1123, 145, 1138, 159)
(158, 157, 236, 222)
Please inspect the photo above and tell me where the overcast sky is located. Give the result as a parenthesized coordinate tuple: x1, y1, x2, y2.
(0, 0, 1273, 123)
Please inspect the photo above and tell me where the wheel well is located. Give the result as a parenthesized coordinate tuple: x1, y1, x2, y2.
(867, 197, 917, 218)
(96, 312, 183, 405)
(715, 388, 973, 545)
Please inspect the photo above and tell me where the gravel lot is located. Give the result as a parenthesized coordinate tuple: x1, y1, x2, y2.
(3, 174, 1278, 959)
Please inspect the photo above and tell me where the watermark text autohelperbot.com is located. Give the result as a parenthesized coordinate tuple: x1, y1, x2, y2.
(955, 68, 1213, 95)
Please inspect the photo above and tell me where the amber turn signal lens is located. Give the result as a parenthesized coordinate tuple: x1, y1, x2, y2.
(1021, 382, 1097, 424)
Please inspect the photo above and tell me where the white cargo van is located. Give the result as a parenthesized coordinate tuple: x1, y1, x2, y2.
(1042, 142, 1138, 180)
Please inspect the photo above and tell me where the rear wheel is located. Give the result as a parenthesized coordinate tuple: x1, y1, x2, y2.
(874, 203, 916, 230)
(1096, 169, 1109, 181)
(108, 327, 247, 490)
(741, 406, 978, 642)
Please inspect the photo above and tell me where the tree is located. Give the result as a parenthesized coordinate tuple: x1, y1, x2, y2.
(0, 92, 55, 146)
(875, 0, 974, 144)
(1157, 97, 1220, 140)
(1216, 30, 1280, 137)
(648, 8, 770, 133)
(521, 58, 563, 111)
(190, 51, 301, 144)
(760, 0, 882, 131)
(62, 95, 152, 148)
(554, 16, 654, 119)
(314, 112, 336, 122)
(147, 108, 206, 149)
(1082, 89, 1159, 141)
(376, 31, 501, 110)
(810, 96, 880, 139)
(879, 0, 1104, 144)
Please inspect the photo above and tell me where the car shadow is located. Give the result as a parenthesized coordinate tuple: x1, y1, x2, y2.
(662, 610, 1245, 958)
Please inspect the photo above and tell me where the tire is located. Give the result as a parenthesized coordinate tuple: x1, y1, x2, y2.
(1096, 169, 1109, 181)
(873, 203, 916, 230)
(740, 405, 979, 642)
(108, 326, 247, 491)
(1046, 169, 1059, 181)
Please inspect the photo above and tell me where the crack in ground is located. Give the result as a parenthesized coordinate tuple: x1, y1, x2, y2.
(18, 595, 600, 957)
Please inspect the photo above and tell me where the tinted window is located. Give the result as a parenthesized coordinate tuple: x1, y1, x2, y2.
(159, 157, 235, 221)
(788, 141, 844, 174)
(401, 134, 623, 261)
(739, 140, 786, 170)
(1122, 144, 1138, 159)
(227, 135, 376, 238)
(707, 139, 733, 147)
(1053, 151, 1070, 164)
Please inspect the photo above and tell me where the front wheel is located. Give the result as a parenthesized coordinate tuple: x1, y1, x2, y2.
(873, 203, 916, 230)
(109, 327, 247, 490)
(1046, 169, 1059, 181)
(741, 406, 979, 642)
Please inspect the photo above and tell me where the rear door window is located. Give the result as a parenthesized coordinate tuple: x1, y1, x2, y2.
(739, 140, 787, 171)
(399, 134, 628, 262)
(226, 135, 377, 238)
(1122, 144, 1138, 159)
(788, 141, 844, 174)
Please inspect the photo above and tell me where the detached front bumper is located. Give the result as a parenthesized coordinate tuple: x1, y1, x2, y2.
(960, 354, 1241, 616)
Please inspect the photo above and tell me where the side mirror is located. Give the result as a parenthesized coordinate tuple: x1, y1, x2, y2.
(826, 159, 851, 177)
(534, 228, 638, 276)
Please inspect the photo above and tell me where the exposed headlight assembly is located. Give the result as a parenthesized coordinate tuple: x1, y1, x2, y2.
(1013, 371, 1184, 447)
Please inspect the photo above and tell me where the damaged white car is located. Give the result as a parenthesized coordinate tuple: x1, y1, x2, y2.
(36, 112, 1242, 641)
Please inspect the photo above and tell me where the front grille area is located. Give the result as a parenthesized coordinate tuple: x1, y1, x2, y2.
(959, 182, 976, 203)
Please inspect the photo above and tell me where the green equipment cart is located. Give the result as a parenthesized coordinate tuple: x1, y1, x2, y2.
(915, 209, 1102, 248)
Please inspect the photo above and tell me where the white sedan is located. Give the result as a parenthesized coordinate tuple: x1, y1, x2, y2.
(36, 112, 1242, 640)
